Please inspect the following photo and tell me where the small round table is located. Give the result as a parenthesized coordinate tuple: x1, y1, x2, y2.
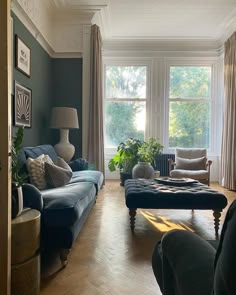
(11, 208, 41, 295)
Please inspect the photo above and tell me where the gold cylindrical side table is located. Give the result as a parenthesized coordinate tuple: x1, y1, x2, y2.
(11, 209, 41, 295)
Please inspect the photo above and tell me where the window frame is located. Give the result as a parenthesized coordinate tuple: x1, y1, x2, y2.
(103, 60, 152, 152)
(163, 59, 219, 156)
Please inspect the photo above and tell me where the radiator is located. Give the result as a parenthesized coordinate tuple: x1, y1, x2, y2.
(154, 154, 175, 176)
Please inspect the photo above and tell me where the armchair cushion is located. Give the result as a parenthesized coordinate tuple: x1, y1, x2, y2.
(175, 156, 207, 170)
(176, 148, 207, 159)
(170, 169, 209, 180)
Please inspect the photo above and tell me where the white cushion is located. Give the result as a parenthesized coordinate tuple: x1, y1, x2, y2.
(176, 148, 207, 159)
(170, 169, 209, 180)
(26, 154, 53, 190)
(175, 156, 207, 170)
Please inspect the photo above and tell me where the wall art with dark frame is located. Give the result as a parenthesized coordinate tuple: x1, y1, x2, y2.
(14, 81, 32, 128)
(15, 35, 31, 77)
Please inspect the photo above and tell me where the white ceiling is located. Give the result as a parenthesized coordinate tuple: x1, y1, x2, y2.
(50, 0, 236, 42)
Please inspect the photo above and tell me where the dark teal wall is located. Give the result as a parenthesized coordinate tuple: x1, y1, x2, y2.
(12, 14, 52, 146)
(12, 14, 83, 158)
(51, 59, 83, 158)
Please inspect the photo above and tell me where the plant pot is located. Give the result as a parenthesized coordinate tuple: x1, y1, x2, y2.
(120, 172, 132, 186)
(132, 162, 154, 179)
(12, 185, 23, 219)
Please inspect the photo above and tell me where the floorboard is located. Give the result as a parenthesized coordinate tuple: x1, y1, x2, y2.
(40, 181, 236, 295)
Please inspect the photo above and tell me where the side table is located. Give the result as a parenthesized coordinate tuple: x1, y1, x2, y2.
(11, 209, 41, 295)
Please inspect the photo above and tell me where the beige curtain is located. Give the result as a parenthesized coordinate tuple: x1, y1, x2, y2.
(87, 24, 105, 175)
(221, 32, 236, 190)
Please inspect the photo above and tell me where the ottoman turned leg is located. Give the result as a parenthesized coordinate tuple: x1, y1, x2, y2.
(129, 208, 137, 232)
(213, 210, 221, 239)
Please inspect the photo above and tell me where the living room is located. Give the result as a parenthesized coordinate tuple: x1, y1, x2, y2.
(0, 0, 236, 294)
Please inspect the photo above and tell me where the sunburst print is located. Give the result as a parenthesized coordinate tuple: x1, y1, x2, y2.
(14, 81, 32, 127)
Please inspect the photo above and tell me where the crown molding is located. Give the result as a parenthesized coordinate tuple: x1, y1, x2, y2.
(51, 52, 83, 58)
(11, 0, 54, 56)
(11, 0, 85, 58)
(219, 13, 236, 44)
(102, 39, 222, 54)
(92, 5, 111, 38)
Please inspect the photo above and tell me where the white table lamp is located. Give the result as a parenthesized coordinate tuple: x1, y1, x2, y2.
(50, 107, 79, 162)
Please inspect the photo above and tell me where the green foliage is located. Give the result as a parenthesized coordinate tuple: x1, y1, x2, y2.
(12, 127, 27, 187)
(105, 102, 144, 146)
(108, 137, 164, 173)
(137, 138, 163, 165)
(108, 138, 143, 173)
(105, 66, 146, 147)
(169, 66, 211, 148)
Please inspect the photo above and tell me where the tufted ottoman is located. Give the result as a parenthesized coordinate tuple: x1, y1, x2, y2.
(125, 179, 227, 237)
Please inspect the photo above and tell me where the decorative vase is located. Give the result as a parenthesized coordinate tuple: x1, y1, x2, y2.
(12, 185, 23, 219)
(132, 162, 154, 179)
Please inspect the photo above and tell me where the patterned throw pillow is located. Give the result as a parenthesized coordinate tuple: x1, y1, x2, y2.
(45, 162, 73, 188)
(55, 157, 72, 172)
(26, 154, 53, 190)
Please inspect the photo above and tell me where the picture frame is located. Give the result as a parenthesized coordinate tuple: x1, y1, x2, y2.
(15, 35, 31, 77)
(14, 81, 32, 128)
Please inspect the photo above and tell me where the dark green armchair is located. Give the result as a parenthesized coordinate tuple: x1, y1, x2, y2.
(152, 200, 236, 295)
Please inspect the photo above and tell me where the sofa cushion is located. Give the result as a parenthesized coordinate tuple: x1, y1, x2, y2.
(41, 182, 96, 227)
(175, 156, 207, 170)
(26, 154, 53, 190)
(70, 170, 104, 192)
(45, 162, 73, 188)
(23, 145, 58, 162)
(55, 157, 72, 172)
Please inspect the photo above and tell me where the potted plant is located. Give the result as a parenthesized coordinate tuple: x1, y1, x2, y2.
(108, 138, 143, 186)
(132, 137, 164, 179)
(138, 137, 164, 168)
(12, 126, 27, 218)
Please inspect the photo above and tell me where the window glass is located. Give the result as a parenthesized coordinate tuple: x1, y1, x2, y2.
(105, 66, 146, 99)
(169, 66, 211, 99)
(168, 66, 212, 149)
(105, 101, 145, 148)
(169, 101, 210, 148)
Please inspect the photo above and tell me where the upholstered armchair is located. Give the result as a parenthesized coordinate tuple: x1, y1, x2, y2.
(168, 148, 212, 186)
(152, 199, 236, 295)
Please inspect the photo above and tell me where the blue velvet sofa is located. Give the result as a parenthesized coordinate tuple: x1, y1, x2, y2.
(20, 144, 104, 266)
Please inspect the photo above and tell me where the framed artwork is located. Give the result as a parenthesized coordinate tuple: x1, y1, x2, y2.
(14, 81, 32, 128)
(15, 35, 31, 77)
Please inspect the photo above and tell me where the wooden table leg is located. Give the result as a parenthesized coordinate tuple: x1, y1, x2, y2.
(213, 210, 221, 239)
(129, 208, 137, 232)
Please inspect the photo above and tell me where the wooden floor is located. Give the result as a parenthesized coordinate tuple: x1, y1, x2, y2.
(40, 181, 236, 295)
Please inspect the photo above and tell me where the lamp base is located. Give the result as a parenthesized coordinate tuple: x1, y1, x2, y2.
(54, 129, 75, 162)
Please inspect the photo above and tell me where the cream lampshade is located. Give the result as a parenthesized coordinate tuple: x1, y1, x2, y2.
(50, 107, 79, 162)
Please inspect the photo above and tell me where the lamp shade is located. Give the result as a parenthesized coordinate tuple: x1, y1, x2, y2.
(50, 107, 79, 129)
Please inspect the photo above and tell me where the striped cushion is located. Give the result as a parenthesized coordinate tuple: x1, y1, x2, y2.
(26, 154, 53, 190)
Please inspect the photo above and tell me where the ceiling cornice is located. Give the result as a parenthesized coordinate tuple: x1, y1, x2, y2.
(11, 0, 54, 56)
(102, 39, 222, 54)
